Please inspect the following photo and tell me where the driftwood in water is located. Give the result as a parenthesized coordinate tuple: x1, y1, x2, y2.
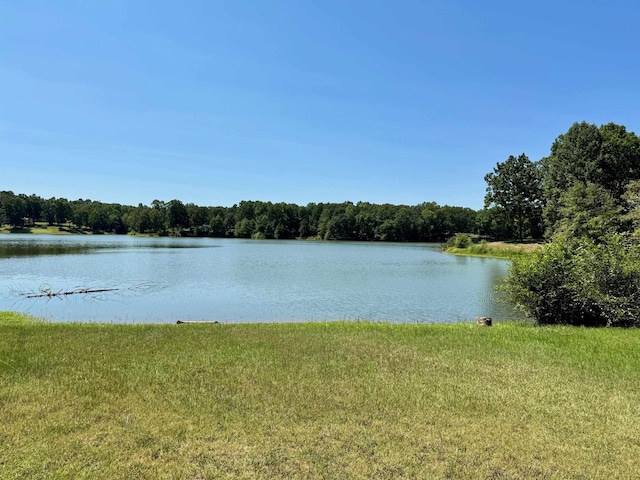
(25, 287, 119, 298)
(176, 320, 220, 325)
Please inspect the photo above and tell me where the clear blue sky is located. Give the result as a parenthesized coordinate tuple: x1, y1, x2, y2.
(2, 0, 639, 209)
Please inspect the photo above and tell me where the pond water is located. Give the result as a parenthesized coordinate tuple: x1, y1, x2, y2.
(0, 235, 526, 324)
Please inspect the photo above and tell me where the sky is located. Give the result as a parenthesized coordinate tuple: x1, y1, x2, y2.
(1, 0, 639, 210)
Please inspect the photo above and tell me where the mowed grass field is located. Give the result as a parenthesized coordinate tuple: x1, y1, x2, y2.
(2, 313, 640, 479)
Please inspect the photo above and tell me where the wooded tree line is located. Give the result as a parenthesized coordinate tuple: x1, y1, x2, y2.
(3, 121, 639, 246)
(0, 192, 484, 242)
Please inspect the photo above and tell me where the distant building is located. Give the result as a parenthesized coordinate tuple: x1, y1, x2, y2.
(22, 217, 34, 227)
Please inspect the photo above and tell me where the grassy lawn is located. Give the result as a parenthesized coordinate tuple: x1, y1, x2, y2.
(2, 313, 639, 479)
(0, 223, 90, 235)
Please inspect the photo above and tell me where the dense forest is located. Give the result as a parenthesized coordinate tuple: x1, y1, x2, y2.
(0, 193, 488, 242)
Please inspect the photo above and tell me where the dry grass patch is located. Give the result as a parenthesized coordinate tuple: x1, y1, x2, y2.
(485, 241, 543, 253)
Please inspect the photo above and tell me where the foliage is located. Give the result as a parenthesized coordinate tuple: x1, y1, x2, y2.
(0, 191, 483, 242)
(474, 206, 512, 239)
(445, 233, 471, 249)
(0, 191, 27, 226)
(541, 121, 640, 235)
(484, 154, 544, 241)
(485, 121, 640, 327)
(502, 234, 640, 326)
(167, 199, 190, 229)
(554, 182, 622, 240)
(622, 180, 640, 237)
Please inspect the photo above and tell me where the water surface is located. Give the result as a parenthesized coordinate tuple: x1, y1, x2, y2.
(0, 235, 525, 323)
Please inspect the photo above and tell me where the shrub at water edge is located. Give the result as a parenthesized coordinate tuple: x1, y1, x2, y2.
(501, 234, 640, 326)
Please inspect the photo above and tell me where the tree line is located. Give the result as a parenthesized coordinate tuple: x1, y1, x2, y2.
(0, 192, 488, 242)
(3, 120, 638, 247)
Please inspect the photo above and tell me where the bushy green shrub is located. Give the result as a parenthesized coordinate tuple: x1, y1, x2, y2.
(445, 233, 472, 249)
(502, 234, 640, 326)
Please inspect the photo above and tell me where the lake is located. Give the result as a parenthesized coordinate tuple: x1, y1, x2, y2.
(0, 235, 526, 323)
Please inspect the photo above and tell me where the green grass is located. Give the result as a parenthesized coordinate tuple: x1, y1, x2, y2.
(0, 222, 89, 235)
(2, 313, 640, 478)
(444, 241, 541, 259)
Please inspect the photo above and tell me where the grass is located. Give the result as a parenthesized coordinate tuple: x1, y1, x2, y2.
(0, 222, 90, 235)
(445, 241, 543, 259)
(2, 313, 640, 478)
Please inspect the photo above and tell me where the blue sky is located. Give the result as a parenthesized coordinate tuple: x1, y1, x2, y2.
(2, 0, 639, 209)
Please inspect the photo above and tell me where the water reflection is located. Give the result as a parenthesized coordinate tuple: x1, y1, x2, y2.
(0, 242, 107, 258)
(0, 238, 218, 258)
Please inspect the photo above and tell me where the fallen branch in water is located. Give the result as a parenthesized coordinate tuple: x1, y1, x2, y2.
(10, 282, 164, 303)
(24, 287, 119, 298)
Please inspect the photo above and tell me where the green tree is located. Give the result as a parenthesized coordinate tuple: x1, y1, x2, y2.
(87, 204, 110, 231)
(149, 200, 169, 234)
(124, 204, 149, 233)
(542, 122, 602, 232)
(554, 182, 622, 240)
(207, 215, 226, 237)
(54, 198, 71, 225)
(234, 218, 254, 238)
(186, 204, 209, 230)
(0, 191, 26, 226)
(474, 207, 510, 239)
(541, 121, 640, 234)
(167, 200, 189, 230)
(23, 194, 43, 221)
(595, 123, 640, 199)
(484, 154, 543, 241)
(72, 203, 90, 228)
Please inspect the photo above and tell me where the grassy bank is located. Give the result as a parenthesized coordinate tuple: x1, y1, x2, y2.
(2, 314, 640, 479)
(444, 241, 542, 259)
(0, 222, 88, 235)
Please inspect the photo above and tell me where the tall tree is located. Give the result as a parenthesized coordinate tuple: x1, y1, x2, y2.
(596, 123, 640, 198)
(541, 121, 640, 234)
(541, 122, 602, 232)
(0, 191, 26, 226)
(167, 200, 190, 230)
(54, 198, 71, 225)
(484, 153, 544, 241)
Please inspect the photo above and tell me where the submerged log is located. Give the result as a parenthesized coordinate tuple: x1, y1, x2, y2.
(475, 317, 492, 326)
